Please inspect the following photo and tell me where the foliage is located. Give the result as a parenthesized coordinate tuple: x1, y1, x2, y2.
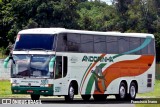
(0, 0, 160, 61)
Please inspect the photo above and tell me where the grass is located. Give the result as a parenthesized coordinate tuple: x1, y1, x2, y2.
(156, 64, 160, 80)
(0, 80, 29, 98)
(0, 80, 12, 96)
(137, 80, 160, 98)
(0, 52, 6, 59)
(136, 105, 160, 107)
(134, 80, 160, 107)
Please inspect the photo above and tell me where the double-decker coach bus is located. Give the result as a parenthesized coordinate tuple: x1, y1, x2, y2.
(4, 28, 155, 101)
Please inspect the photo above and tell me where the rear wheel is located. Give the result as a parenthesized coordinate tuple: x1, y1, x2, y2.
(81, 95, 91, 101)
(31, 94, 40, 100)
(128, 82, 137, 100)
(65, 84, 74, 101)
(93, 94, 107, 101)
(116, 82, 127, 100)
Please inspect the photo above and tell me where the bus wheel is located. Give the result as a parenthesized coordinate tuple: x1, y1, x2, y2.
(65, 84, 74, 101)
(31, 94, 40, 100)
(116, 82, 127, 100)
(128, 82, 137, 100)
(81, 95, 91, 101)
(93, 94, 107, 101)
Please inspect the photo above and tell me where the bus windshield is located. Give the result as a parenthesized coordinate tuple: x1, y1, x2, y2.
(14, 34, 55, 51)
(11, 54, 54, 78)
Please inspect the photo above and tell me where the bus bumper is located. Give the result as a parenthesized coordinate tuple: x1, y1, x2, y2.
(11, 86, 53, 96)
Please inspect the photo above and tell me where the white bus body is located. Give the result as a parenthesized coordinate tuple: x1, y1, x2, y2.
(6, 28, 155, 101)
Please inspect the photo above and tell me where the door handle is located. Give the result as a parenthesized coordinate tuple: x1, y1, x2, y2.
(59, 83, 62, 84)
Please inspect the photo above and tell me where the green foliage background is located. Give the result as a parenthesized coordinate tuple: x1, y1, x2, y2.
(0, 0, 160, 61)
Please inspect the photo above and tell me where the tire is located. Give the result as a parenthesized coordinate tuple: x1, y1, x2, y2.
(128, 82, 137, 100)
(81, 95, 91, 101)
(93, 94, 107, 101)
(31, 94, 40, 100)
(65, 84, 74, 101)
(116, 82, 127, 100)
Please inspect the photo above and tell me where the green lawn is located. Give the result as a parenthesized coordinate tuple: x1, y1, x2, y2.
(0, 80, 29, 98)
(136, 105, 160, 107)
(137, 80, 160, 98)
(135, 80, 160, 107)
(0, 80, 12, 96)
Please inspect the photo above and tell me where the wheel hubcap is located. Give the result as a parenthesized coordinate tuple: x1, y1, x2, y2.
(69, 86, 74, 99)
(120, 86, 125, 98)
(130, 86, 136, 98)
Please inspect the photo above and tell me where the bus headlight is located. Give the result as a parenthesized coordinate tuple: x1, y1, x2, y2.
(12, 83, 19, 87)
(40, 84, 53, 87)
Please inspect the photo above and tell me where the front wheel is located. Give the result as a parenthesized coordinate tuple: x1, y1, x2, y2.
(31, 94, 40, 100)
(65, 84, 74, 101)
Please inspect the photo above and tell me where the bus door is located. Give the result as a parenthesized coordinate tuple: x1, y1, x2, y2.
(53, 56, 68, 95)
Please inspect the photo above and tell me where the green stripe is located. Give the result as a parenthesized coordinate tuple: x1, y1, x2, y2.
(80, 63, 92, 88)
(98, 63, 106, 69)
(85, 74, 94, 94)
(85, 63, 107, 94)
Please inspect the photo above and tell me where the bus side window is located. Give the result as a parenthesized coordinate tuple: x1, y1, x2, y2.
(94, 35, 106, 53)
(56, 34, 67, 52)
(106, 36, 118, 54)
(81, 35, 94, 53)
(118, 37, 129, 53)
(148, 39, 155, 55)
(141, 38, 148, 55)
(55, 56, 62, 79)
(63, 56, 68, 77)
(129, 37, 141, 55)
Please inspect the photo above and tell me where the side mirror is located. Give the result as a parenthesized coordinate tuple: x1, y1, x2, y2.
(49, 56, 56, 72)
(3, 56, 10, 68)
(3, 53, 15, 68)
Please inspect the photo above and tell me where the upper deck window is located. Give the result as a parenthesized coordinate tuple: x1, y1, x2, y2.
(14, 34, 55, 51)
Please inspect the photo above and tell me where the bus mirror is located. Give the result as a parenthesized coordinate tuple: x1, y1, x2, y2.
(3, 53, 15, 68)
(49, 56, 56, 72)
(3, 56, 10, 68)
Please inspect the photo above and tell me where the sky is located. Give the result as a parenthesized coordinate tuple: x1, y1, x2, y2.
(88, 0, 112, 5)
(101, 0, 112, 5)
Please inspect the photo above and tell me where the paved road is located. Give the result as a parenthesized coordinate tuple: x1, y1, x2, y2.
(0, 98, 135, 107)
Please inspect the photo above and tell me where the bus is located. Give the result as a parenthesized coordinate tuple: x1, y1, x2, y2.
(4, 28, 155, 101)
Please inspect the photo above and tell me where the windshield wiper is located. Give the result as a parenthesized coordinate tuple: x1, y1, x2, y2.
(12, 74, 23, 78)
(30, 74, 40, 77)
(14, 49, 27, 51)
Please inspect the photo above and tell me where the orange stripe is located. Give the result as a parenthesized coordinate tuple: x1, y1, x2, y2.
(94, 55, 154, 94)
(80, 54, 106, 93)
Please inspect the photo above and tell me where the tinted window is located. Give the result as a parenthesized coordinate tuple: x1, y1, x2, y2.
(56, 34, 67, 51)
(141, 38, 155, 55)
(141, 38, 148, 54)
(148, 39, 155, 55)
(63, 56, 68, 77)
(118, 37, 129, 53)
(67, 33, 80, 52)
(106, 36, 118, 54)
(14, 34, 54, 50)
(94, 35, 106, 53)
(129, 37, 141, 54)
(81, 35, 94, 53)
